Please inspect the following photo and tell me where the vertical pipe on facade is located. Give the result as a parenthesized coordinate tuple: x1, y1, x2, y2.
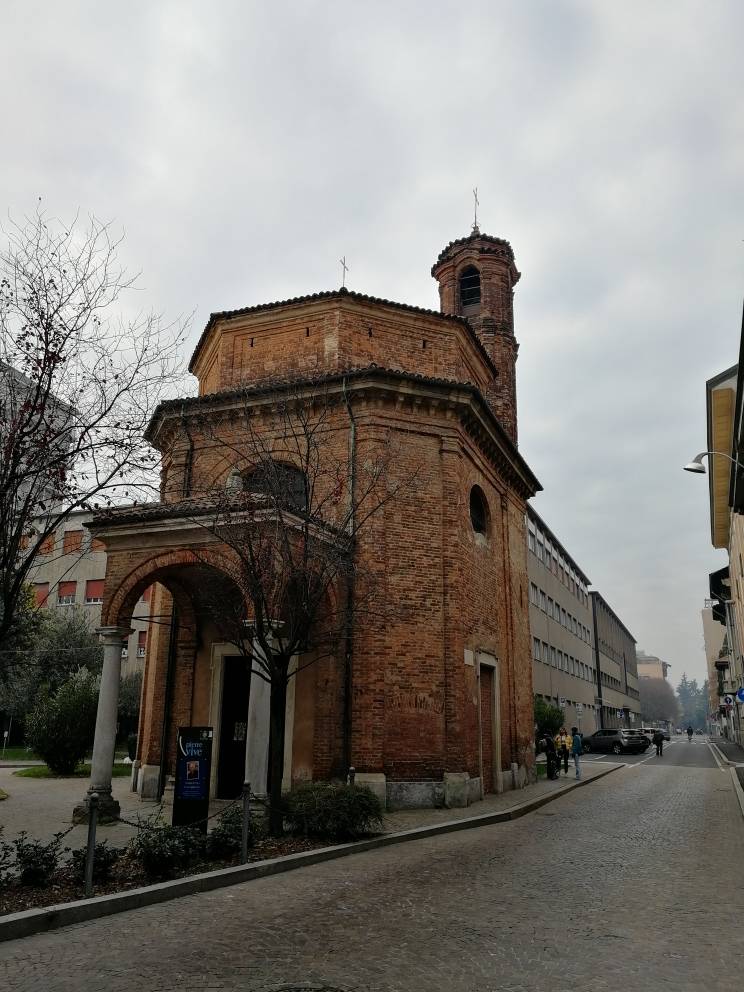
(591, 594, 603, 729)
(156, 408, 194, 799)
(342, 377, 356, 772)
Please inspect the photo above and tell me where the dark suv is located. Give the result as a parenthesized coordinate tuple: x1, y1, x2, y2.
(582, 729, 649, 755)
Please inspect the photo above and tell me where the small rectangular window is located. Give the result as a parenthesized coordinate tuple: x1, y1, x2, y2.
(539, 590, 547, 612)
(550, 647, 557, 668)
(137, 630, 147, 657)
(57, 581, 76, 605)
(530, 582, 538, 605)
(39, 534, 55, 556)
(528, 532, 536, 553)
(34, 583, 49, 608)
(542, 642, 550, 664)
(63, 530, 84, 555)
(537, 540, 544, 562)
(533, 637, 541, 661)
(85, 579, 105, 604)
(547, 597, 554, 618)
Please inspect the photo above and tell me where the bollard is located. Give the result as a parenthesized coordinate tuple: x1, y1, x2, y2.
(241, 781, 251, 864)
(84, 792, 99, 898)
(347, 766, 356, 786)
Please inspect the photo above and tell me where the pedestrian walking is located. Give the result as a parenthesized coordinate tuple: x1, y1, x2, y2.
(571, 726, 582, 779)
(554, 727, 572, 775)
(652, 729, 664, 756)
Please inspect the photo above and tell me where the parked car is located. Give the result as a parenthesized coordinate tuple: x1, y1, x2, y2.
(641, 727, 671, 742)
(582, 729, 650, 755)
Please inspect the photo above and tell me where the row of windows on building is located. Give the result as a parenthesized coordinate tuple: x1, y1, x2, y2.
(532, 637, 597, 684)
(33, 581, 151, 612)
(599, 670, 623, 692)
(528, 583, 591, 644)
(527, 525, 589, 606)
(596, 636, 635, 670)
(23, 528, 105, 557)
(535, 692, 597, 712)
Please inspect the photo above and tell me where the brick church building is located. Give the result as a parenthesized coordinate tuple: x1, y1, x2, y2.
(80, 228, 541, 817)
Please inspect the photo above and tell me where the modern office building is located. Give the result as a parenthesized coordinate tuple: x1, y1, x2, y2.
(527, 508, 599, 735)
(590, 591, 640, 729)
(636, 650, 671, 681)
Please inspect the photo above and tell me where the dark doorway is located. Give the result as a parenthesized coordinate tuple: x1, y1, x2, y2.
(217, 656, 251, 799)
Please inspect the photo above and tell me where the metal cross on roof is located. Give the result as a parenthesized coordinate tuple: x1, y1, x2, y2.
(339, 255, 349, 288)
(472, 188, 479, 232)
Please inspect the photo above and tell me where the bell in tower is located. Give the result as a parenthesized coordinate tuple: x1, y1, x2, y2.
(431, 229, 521, 444)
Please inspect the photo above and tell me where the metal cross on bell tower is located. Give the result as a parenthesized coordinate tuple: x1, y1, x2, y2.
(472, 188, 480, 233)
(339, 255, 349, 288)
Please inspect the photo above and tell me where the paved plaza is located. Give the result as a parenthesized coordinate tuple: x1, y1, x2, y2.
(1, 739, 743, 991)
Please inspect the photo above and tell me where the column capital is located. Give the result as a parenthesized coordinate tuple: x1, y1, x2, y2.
(96, 626, 133, 644)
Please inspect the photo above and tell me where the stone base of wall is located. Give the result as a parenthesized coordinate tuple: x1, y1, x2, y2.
(137, 763, 161, 799)
(386, 779, 445, 810)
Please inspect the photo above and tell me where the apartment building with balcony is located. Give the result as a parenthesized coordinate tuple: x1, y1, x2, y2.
(26, 508, 150, 677)
(527, 508, 599, 735)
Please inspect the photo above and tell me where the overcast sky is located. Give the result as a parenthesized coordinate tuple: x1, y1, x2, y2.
(3, 1, 743, 686)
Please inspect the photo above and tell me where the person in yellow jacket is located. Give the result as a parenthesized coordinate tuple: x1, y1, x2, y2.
(554, 727, 573, 776)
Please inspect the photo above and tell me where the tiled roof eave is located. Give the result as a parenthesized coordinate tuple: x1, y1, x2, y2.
(188, 287, 477, 374)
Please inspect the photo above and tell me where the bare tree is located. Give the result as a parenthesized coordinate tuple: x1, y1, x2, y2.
(191, 380, 413, 835)
(639, 677, 679, 724)
(0, 208, 187, 662)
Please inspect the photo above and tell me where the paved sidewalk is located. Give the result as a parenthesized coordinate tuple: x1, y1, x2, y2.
(381, 762, 611, 832)
(0, 761, 613, 848)
(713, 737, 744, 763)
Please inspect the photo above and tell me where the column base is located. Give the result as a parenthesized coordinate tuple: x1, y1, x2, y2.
(72, 790, 121, 824)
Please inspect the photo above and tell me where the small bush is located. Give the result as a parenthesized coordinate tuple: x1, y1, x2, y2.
(130, 824, 206, 880)
(70, 841, 121, 883)
(13, 831, 64, 886)
(283, 782, 383, 841)
(206, 804, 264, 860)
(0, 827, 14, 885)
(26, 669, 99, 775)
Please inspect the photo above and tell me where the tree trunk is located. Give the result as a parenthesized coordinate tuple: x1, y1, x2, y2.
(268, 675, 288, 837)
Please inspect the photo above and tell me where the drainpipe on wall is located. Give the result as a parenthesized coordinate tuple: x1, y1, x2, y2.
(591, 595, 604, 729)
(342, 376, 356, 773)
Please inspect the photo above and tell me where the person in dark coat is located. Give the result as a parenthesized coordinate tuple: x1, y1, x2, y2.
(652, 729, 664, 756)
(541, 733, 559, 779)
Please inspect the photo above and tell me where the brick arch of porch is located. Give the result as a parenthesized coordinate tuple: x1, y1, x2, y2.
(105, 548, 247, 780)
(104, 547, 244, 630)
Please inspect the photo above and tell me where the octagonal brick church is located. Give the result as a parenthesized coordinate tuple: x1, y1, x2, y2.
(88, 228, 541, 812)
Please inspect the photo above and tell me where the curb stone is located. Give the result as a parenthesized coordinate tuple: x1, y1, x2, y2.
(0, 763, 622, 944)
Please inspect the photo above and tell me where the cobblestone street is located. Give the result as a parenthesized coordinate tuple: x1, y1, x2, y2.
(1, 745, 743, 991)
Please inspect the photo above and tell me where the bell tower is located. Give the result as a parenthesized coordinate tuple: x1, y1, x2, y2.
(431, 229, 521, 443)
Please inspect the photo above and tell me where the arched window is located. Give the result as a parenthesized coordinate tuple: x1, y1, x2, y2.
(469, 485, 489, 536)
(459, 266, 481, 309)
(243, 460, 308, 513)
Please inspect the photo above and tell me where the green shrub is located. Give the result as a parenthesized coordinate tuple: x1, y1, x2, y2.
(283, 782, 383, 841)
(13, 831, 64, 886)
(70, 841, 121, 883)
(0, 827, 14, 885)
(534, 697, 565, 738)
(206, 803, 264, 860)
(130, 825, 206, 880)
(25, 669, 99, 775)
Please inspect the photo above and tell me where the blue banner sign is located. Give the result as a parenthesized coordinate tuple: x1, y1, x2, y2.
(173, 727, 213, 831)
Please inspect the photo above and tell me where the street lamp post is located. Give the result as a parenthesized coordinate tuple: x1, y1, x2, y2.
(683, 451, 744, 474)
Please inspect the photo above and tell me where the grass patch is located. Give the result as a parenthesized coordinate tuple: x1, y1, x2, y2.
(0, 788, 8, 800)
(14, 763, 131, 779)
(0, 748, 40, 761)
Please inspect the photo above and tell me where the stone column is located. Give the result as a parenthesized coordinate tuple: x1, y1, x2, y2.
(73, 626, 131, 823)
